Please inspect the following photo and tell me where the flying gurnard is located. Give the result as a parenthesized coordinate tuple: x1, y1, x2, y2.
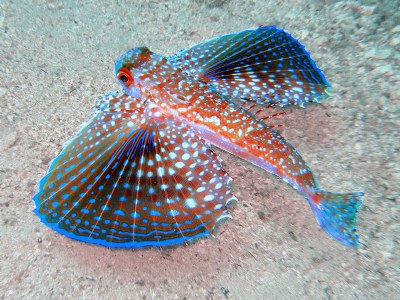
(33, 26, 363, 248)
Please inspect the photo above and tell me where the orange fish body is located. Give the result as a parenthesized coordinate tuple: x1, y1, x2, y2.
(34, 26, 363, 248)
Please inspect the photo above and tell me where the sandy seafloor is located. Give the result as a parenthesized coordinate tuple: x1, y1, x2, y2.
(0, 0, 399, 299)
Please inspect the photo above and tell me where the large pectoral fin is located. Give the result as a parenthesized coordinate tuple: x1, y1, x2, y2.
(34, 92, 236, 248)
(169, 26, 330, 107)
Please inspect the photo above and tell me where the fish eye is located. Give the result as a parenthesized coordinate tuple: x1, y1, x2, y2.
(119, 74, 129, 82)
(117, 68, 133, 84)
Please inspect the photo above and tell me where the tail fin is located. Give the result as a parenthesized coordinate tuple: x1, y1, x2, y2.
(309, 190, 363, 247)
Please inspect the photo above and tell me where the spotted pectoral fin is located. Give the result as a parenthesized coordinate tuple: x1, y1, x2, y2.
(169, 26, 330, 107)
(34, 95, 236, 248)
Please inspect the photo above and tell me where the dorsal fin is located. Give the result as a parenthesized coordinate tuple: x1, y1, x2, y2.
(239, 101, 286, 129)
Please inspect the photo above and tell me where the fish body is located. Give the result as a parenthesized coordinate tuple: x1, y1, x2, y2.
(34, 26, 363, 248)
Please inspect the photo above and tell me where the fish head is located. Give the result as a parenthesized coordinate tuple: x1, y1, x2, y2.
(115, 47, 163, 98)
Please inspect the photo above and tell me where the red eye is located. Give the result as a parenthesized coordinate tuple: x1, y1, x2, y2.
(117, 68, 133, 84)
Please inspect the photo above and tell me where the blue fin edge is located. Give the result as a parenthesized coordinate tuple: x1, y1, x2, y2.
(258, 25, 331, 89)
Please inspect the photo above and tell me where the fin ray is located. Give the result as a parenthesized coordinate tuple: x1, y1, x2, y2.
(309, 190, 363, 247)
(206, 39, 304, 76)
(170, 26, 329, 107)
(34, 93, 236, 248)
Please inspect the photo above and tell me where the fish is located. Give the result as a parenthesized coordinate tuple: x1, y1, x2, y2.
(33, 26, 363, 249)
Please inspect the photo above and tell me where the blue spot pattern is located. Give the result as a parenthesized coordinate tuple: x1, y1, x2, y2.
(33, 93, 236, 248)
(169, 26, 330, 107)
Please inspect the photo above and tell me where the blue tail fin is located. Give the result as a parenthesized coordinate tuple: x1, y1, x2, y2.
(309, 190, 363, 247)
